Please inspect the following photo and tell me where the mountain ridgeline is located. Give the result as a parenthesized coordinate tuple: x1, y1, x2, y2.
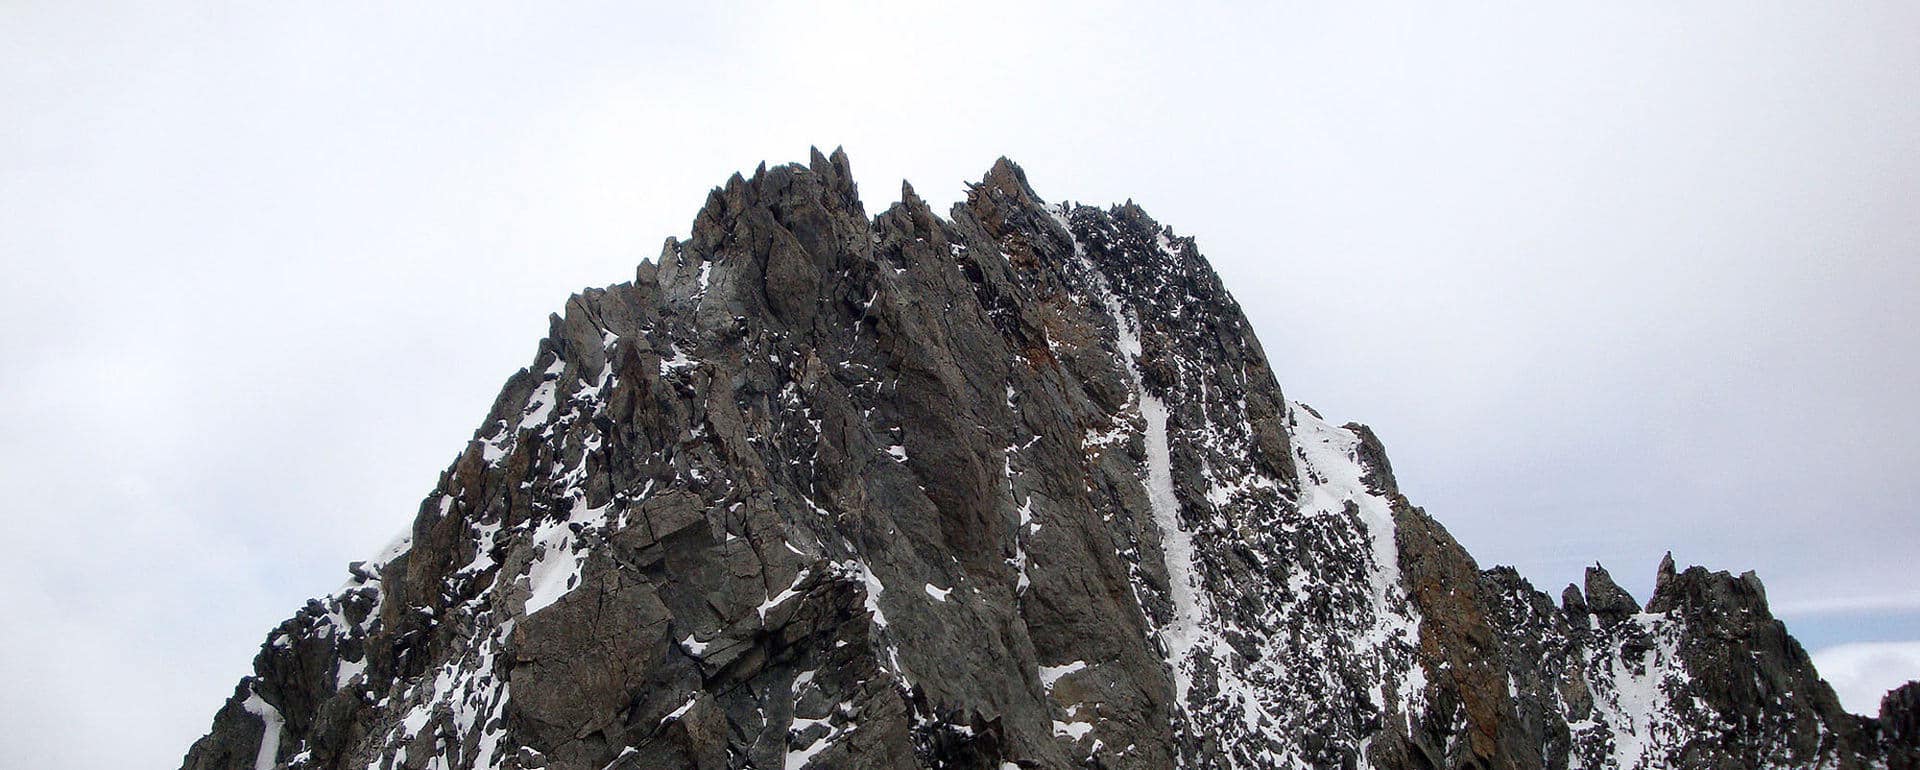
(183, 152, 1919, 770)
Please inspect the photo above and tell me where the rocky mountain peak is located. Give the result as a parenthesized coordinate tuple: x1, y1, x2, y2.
(184, 153, 1917, 770)
(1583, 563, 1641, 625)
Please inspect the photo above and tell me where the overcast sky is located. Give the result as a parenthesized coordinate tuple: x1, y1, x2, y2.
(4, 2, 1917, 766)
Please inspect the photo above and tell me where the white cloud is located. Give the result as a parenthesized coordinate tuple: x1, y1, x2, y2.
(1776, 594, 1920, 617)
(1811, 642, 1920, 716)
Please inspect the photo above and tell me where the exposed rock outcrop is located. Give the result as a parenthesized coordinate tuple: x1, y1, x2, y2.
(183, 152, 1916, 770)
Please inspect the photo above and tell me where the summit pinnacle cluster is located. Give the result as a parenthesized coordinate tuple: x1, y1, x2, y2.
(184, 152, 1918, 770)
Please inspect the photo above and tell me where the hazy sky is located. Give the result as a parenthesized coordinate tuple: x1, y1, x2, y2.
(4, 3, 1917, 766)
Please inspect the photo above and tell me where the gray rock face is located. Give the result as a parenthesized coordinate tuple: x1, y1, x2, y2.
(1885, 684, 1920, 770)
(182, 152, 1917, 769)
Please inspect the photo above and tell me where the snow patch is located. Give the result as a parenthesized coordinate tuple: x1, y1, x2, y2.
(1092, 268, 1200, 704)
(662, 693, 699, 724)
(334, 656, 366, 691)
(523, 500, 613, 616)
(659, 344, 698, 374)
(759, 570, 812, 621)
(1053, 719, 1095, 741)
(1039, 660, 1089, 691)
(240, 688, 284, 770)
(1578, 612, 1693, 769)
(1287, 403, 1426, 705)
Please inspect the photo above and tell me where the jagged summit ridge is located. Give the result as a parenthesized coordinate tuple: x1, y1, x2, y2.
(184, 152, 1917, 770)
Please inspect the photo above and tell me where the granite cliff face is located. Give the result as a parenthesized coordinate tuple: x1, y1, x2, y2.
(184, 152, 1917, 770)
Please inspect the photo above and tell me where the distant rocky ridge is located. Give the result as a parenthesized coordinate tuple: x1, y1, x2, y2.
(183, 151, 1919, 769)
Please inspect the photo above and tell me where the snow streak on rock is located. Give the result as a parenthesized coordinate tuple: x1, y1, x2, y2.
(240, 688, 284, 770)
(1574, 613, 1693, 769)
(1085, 248, 1201, 704)
(1063, 204, 1429, 769)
